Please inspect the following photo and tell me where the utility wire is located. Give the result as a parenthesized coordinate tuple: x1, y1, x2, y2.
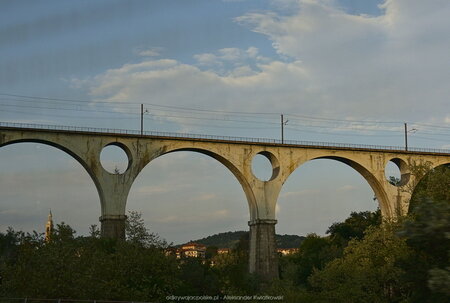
(4, 92, 445, 127)
(0, 109, 137, 120)
(1, 92, 449, 138)
(0, 101, 414, 132)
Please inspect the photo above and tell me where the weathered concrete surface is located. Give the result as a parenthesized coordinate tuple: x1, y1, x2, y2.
(100, 215, 127, 239)
(249, 219, 278, 281)
(1, 126, 449, 281)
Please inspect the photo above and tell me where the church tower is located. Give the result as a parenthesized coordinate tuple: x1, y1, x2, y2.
(45, 210, 54, 242)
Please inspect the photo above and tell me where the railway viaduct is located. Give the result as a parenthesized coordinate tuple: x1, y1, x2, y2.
(1, 122, 449, 281)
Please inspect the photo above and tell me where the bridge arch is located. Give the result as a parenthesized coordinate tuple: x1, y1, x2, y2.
(0, 139, 105, 215)
(319, 156, 391, 217)
(0, 140, 102, 233)
(1, 139, 101, 188)
(126, 149, 251, 242)
(281, 154, 392, 219)
(143, 147, 258, 220)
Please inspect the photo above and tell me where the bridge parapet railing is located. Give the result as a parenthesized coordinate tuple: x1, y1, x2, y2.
(0, 121, 449, 154)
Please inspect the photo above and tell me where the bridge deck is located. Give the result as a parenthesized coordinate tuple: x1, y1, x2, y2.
(1, 121, 449, 156)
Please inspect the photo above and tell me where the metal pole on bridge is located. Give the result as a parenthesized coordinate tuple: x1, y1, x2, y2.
(404, 122, 408, 151)
(140, 104, 144, 136)
(281, 114, 288, 144)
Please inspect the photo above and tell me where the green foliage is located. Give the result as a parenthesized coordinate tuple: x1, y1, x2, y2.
(0, 228, 21, 263)
(327, 210, 381, 247)
(205, 245, 218, 259)
(289, 234, 335, 286)
(211, 233, 260, 294)
(428, 267, 450, 296)
(125, 210, 168, 248)
(295, 164, 450, 303)
(89, 224, 101, 238)
(176, 258, 220, 296)
(276, 234, 305, 249)
(388, 176, 401, 186)
(195, 231, 247, 248)
(409, 164, 450, 210)
(0, 211, 188, 300)
(280, 210, 381, 288)
(398, 164, 450, 302)
(308, 224, 412, 302)
(0, 222, 180, 301)
(194, 230, 304, 249)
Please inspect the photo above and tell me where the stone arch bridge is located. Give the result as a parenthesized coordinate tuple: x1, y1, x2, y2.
(1, 122, 449, 280)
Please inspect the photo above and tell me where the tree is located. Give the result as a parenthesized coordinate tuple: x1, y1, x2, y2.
(211, 233, 259, 294)
(290, 233, 335, 286)
(327, 210, 381, 247)
(176, 258, 220, 296)
(0, 223, 181, 301)
(308, 224, 413, 302)
(89, 224, 101, 238)
(398, 164, 450, 302)
(125, 210, 167, 248)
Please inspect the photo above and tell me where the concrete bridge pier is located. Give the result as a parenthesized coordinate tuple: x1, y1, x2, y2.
(244, 153, 283, 281)
(93, 158, 137, 240)
(248, 219, 278, 280)
(100, 214, 127, 239)
(96, 171, 137, 239)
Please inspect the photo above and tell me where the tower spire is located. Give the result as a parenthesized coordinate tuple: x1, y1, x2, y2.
(45, 209, 54, 242)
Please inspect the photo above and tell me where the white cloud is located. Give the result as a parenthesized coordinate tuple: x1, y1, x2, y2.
(85, 57, 312, 117)
(234, 0, 450, 120)
(136, 47, 164, 57)
(193, 47, 266, 75)
(82, 0, 450, 125)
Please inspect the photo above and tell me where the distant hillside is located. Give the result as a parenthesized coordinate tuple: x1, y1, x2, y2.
(193, 231, 247, 249)
(192, 231, 305, 249)
(276, 234, 305, 249)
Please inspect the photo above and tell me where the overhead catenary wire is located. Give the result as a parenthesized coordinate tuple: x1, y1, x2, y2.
(0, 102, 415, 134)
(0, 99, 413, 131)
(0, 92, 429, 125)
(1, 92, 449, 141)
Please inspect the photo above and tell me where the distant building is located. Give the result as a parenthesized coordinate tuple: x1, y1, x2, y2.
(180, 242, 207, 258)
(165, 242, 207, 259)
(217, 248, 230, 254)
(45, 210, 54, 242)
(277, 248, 299, 256)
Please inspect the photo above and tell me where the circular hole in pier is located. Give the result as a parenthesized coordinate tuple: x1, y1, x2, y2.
(252, 152, 276, 181)
(385, 160, 402, 186)
(100, 144, 129, 174)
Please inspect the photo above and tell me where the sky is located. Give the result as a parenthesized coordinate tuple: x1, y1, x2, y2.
(0, 0, 449, 244)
